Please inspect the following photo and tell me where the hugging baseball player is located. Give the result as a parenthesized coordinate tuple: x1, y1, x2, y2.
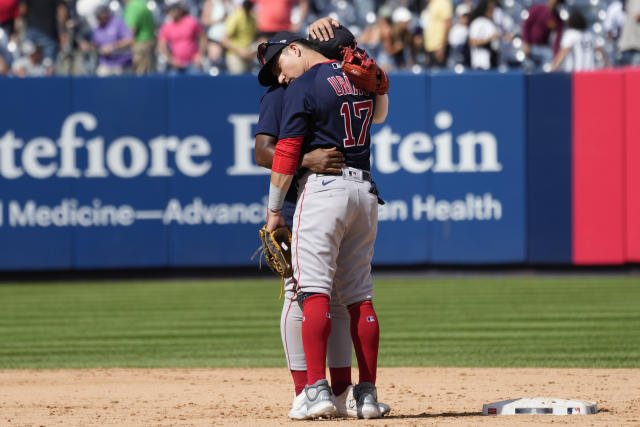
(257, 20, 389, 420)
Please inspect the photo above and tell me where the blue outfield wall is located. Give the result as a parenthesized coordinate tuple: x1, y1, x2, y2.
(526, 73, 573, 264)
(0, 73, 568, 270)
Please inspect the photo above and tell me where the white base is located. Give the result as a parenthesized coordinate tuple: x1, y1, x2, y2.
(483, 397, 597, 415)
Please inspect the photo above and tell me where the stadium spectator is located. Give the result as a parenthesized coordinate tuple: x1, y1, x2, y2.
(20, 0, 68, 63)
(158, 0, 206, 74)
(201, 0, 234, 69)
(0, 26, 10, 74)
(0, 0, 19, 36)
(92, 5, 133, 76)
(358, 10, 394, 71)
(468, 0, 500, 69)
(123, 0, 155, 74)
(76, 0, 105, 30)
(12, 40, 53, 76)
(422, 0, 453, 67)
(551, 9, 609, 71)
(254, 0, 308, 39)
(618, 0, 640, 65)
(223, 0, 257, 74)
(521, 0, 564, 71)
(380, 6, 413, 69)
(447, 2, 471, 68)
(603, 0, 626, 64)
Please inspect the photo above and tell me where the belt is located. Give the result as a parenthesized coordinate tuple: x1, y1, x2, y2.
(308, 167, 385, 205)
(314, 167, 372, 182)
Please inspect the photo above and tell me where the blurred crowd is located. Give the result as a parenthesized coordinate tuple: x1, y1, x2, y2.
(0, 0, 638, 77)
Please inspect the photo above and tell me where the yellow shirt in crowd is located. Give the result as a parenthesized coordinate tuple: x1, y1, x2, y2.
(225, 9, 257, 52)
(424, 0, 453, 52)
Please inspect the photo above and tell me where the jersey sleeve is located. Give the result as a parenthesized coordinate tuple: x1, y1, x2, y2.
(272, 78, 315, 175)
(278, 79, 314, 140)
(255, 85, 284, 138)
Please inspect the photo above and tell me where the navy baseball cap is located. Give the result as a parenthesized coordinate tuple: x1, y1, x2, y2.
(314, 25, 356, 61)
(257, 31, 304, 86)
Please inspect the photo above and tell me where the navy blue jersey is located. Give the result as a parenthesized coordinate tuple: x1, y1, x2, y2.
(255, 84, 284, 138)
(255, 84, 298, 207)
(279, 61, 376, 171)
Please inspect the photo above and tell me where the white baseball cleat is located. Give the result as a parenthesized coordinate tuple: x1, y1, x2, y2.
(335, 384, 390, 418)
(353, 382, 382, 419)
(289, 379, 338, 420)
(288, 391, 310, 420)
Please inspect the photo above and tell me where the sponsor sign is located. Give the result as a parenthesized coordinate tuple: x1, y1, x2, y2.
(0, 75, 527, 270)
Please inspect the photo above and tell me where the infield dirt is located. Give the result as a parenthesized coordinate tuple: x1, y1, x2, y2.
(1, 367, 639, 426)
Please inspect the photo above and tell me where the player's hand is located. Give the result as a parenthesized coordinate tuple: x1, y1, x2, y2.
(308, 17, 340, 41)
(265, 211, 286, 232)
(301, 147, 345, 174)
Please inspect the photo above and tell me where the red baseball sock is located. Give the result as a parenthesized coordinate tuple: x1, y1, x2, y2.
(348, 300, 379, 385)
(302, 294, 332, 385)
(329, 367, 352, 397)
(290, 370, 307, 396)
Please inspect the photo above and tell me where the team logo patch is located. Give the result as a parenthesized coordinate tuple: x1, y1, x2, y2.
(302, 316, 306, 322)
(366, 316, 376, 322)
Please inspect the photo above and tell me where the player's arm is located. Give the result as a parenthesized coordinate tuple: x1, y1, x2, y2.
(255, 134, 345, 172)
(373, 94, 388, 124)
(266, 137, 303, 231)
(255, 134, 276, 168)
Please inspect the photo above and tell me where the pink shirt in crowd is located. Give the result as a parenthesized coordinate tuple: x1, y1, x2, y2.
(255, 0, 297, 33)
(522, 4, 563, 54)
(159, 14, 203, 67)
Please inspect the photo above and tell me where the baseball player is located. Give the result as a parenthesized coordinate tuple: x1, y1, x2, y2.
(259, 32, 388, 419)
(254, 20, 390, 420)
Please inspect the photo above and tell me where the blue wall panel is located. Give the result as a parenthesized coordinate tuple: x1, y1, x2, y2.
(429, 72, 527, 263)
(0, 78, 74, 270)
(371, 74, 432, 264)
(70, 77, 170, 268)
(526, 73, 573, 264)
(167, 76, 267, 266)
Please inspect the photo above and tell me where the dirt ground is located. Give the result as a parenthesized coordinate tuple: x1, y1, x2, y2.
(1, 367, 639, 426)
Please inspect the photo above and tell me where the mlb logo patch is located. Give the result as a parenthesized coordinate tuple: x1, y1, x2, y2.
(366, 316, 376, 322)
(325, 312, 331, 319)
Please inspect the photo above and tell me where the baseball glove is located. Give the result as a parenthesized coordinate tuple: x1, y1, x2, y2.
(341, 45, 389, 95)
(256, 225, 293, 298)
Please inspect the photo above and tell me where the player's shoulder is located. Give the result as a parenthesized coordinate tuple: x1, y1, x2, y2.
(261, 84, 285, 104)
(287, 61, 341, 95)
(307, 61, 343, 82)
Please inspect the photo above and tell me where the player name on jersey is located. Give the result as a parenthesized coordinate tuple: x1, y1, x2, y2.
(327, 74, 368, 97)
